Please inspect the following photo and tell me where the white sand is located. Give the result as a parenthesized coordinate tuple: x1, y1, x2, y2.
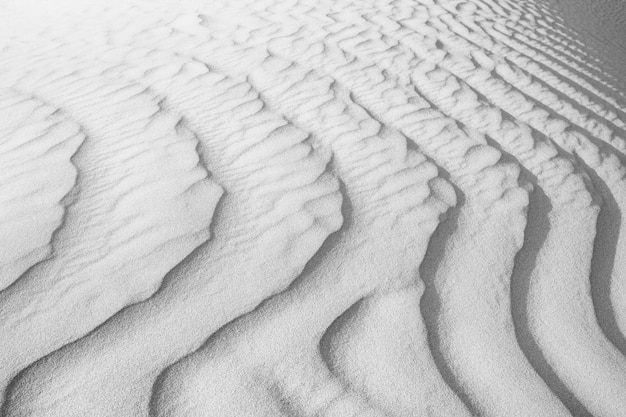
(0, 0, 625, 416)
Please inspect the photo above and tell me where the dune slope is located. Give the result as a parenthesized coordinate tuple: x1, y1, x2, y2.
(0, 0, 625, 416)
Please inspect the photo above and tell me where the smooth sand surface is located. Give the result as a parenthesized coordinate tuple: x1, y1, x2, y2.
(0, 0, 625, 416)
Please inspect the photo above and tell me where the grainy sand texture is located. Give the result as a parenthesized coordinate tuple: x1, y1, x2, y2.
(1, 0, 626, 416)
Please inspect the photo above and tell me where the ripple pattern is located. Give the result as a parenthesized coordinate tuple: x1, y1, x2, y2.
(0, 0, 625, 416)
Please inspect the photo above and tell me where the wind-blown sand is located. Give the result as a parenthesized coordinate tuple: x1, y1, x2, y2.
(0, 0, 625, 416)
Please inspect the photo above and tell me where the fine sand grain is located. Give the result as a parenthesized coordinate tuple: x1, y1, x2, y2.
(1, 0, 625, 416)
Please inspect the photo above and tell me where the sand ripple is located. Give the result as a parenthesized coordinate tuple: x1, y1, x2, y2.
(0, 0, 625, 416)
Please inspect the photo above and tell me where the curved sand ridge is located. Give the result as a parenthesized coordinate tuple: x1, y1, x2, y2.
(0, 0, 625, 416)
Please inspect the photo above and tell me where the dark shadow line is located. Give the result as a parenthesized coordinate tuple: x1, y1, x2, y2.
(417, 162, 479, 416)
(149, 163, 352, 415)
(574, 154, 626, 356)
(484, 136, 594, 417)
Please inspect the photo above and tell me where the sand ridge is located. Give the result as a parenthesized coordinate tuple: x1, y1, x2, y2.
(0, 0, 625, 415)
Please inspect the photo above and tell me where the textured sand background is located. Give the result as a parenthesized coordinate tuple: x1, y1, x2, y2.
(0, 0, 626, 416)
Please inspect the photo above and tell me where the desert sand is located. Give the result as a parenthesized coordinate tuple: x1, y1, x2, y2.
(0, 0, 625, 415)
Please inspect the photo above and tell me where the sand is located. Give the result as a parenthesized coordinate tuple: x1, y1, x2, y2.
(0, 0, 625, 415)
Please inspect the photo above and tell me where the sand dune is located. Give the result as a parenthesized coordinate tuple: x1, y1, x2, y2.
(0, 0, 625, 416)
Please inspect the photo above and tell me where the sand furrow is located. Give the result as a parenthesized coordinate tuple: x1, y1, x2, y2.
(410, 27, 626, 362)
(467, 0, 600, 71)
(471, 13, 626, 120)
(501, 0, 626, 96)
(390, 3, 626, 352)
(412, 20, 626, 153)
(346, 0, 626, 141)
(411, 56, 609, 415)
(410, 42, 626, 416)
(1, 0, 625, 415)
(463, 0, 624, 92)
(421, 1, 626, 128)
(536, 0, 626, 92)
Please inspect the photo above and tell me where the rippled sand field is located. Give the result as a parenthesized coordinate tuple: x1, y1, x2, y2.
(1, 0, 626, 415)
